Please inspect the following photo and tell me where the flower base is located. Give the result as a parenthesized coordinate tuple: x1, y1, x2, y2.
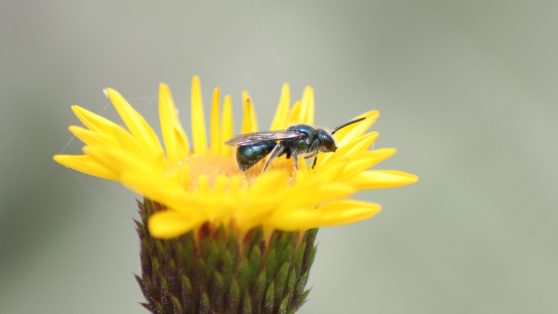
(136, 199, 317, 314)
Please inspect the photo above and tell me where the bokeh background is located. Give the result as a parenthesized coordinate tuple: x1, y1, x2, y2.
(1, 0, 557, 313)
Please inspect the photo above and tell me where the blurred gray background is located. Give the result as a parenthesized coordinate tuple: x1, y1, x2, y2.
(1, 0, 557, 313)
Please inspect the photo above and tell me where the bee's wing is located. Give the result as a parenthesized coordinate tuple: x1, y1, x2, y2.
(225, 130, 304, 146)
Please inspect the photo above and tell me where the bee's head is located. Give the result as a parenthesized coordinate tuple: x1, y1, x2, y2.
(316, 129, 337, 152)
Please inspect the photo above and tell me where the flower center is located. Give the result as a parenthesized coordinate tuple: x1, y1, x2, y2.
(167, 154, 298, 190)
(188, 155, 241, 180)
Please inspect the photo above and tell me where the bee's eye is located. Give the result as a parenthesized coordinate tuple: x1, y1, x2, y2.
(318, 130, 337, 152)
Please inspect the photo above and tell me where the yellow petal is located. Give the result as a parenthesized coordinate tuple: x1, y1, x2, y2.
(280, 182, 355, 212)
(241, 91, 258, 134)
(70, 108, 144, 159)
(287, 101, 302, 125)
(270, 83, 290, 130)
(71, 105, 120, 135)
(221, 95, 233, 157)
(68, 125, 115, 147)
(190, 75, 207, 155)
(104, 88, 164, 157)
(337, 132, 379, 156)
(302, 160, 346, 183)
(318, 132, 379, 167)
(315, 200, 382, 226)
(334, 110, 380, 147)
(210, 88, 221, 154)
(159, 83, 189, 163)
(270, 200, 381, 230)
(300, 86, 315, 125)
(148, 210, 204, 239)
(107, 121, 156, 162)
(350, 170, 419, 189)
(83, 146, 154, 178)
(53, 154, 117, 180)
(336, 148, 398, 181)
(119, 163, 205, 214)
(251, 170, 289, 195)
(235, 172, 290, 229)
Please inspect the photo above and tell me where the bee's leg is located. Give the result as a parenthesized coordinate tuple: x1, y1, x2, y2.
(312, 156, 318, 169)
(292, 151, 299, 170)
(262, 145, 285, 172)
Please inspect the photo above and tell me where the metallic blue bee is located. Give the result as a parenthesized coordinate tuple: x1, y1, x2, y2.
(225, 117, 366, 171)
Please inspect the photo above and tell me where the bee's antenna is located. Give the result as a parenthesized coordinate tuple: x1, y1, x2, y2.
(331, 117, 366, 134)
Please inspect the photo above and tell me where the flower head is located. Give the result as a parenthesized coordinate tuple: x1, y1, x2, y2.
(54, 76, 417, 239)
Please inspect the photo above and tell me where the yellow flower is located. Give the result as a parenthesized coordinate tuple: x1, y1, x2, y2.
(54, 76, 418, 239)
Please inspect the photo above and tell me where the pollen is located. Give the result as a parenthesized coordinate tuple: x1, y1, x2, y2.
(173, 155, 240, 187)
(54, 76, 418, 239)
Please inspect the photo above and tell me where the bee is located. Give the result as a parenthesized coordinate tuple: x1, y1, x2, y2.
(225, 117, 366, 171)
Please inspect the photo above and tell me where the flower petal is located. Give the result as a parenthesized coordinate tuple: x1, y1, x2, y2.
(68, 125, 115, 147)
(221, 95, 233, 157)
(104, 88, 164, 157)
(53, 154, 117, 180)
(148, 210, 204, 239)
(314, 200, 382, 226)
(270, 83, 290, 130)
(317, 131, 379, 167)
(236, 171, 290, 230)
(120, 169, 205, 214)
(191, 75, 208, 155)
(241, 91, 258, 134)
(210, 88, 221, 154)
(334, 110, 379, 147)
(270, 201, 381, 230)
(159, 83, 189, 163)
(83, 146, 154, 179)
(350, 170, 419, 189)
(287, 101, 302, 124)
(336, 148, 398, 181)
(71, 105, 119, 135)
(300, 86, 315, 125)
(105, 121, 157, 162)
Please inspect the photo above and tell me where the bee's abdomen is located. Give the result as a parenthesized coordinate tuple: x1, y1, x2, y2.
(236, 141, 277, 171)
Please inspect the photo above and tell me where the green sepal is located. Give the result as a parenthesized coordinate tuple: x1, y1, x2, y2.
(264, 281, 276, 313)
(136, 198, 318, 313)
